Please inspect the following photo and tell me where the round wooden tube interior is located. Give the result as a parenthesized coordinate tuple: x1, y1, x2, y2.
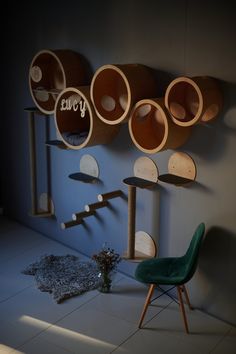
(84, 201, 108, 212)
(97, 190, 122, 202)
(127, 185, 136, 259)
(61, 219, 83, 229)
(72, 210, 95, 220)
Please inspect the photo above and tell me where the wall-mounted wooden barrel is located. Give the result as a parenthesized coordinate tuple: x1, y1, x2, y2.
(54, 86, 119, 150)
(29, 49, 87, 115)
(90, 64, 157, 125)
(164, 76, 223, 127)
(129, 98, 191, 154)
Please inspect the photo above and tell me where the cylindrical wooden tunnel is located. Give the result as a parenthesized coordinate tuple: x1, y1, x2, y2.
(29, 49, 87, 115)
(54, 86, 119, 150)
(127, 185, 136, 259)
(84, 201, 108, 212)
(97, 190, 122, 202)
(164, 76, 223, 127)
(129, 98, 191, 154)
(61, 219, 83, 230)
(72, 210, 95, 220)
(90, 64, 157, 125)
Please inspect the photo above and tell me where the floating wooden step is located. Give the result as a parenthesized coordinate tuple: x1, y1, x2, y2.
(97, 190, 122, 201)
(158, 152, 196, 186)
(123, 177, 156, 189)
(69, 154, 100, 183)
(68, 172, 99, 183)
(72, 210, 95, 221)
(84, 201, 108, 212)
(61, 219, 83, 230)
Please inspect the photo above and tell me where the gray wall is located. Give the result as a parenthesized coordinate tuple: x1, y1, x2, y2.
(2, 0, 236, 325)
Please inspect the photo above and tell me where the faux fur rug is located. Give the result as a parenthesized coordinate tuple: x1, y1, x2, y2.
(22, 254, 100, 303)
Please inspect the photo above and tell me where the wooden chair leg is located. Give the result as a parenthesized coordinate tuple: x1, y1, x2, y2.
(177, 286, 189, 334)
(182, 285, 193, 310)
(138, 284, 155, 328)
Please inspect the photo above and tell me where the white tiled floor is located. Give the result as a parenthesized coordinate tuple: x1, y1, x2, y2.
(0, 217, 235, 354)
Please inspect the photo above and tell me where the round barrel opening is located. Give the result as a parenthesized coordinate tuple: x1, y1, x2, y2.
(30, 51, 65, 114)
(166, 81, 200, 124)
(55, 90, 90, 148)
(91, 67, 129, 123)
(129, 102, 167, 153)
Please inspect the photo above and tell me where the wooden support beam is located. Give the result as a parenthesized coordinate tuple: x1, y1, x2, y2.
(61, 219, 83, 230)
(97, 190, 122, 202)
(84, 201, 108, 212)
(127, 185, 136, 259)
(28, 111, 38, 215)
(72, 210, 95, 220)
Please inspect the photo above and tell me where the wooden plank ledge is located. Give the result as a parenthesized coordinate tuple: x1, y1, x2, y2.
(123, 177, 156, 189)
(69, 172, 99, 183)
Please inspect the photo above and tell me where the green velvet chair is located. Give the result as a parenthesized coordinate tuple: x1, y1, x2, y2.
(135, 223, 205, 333)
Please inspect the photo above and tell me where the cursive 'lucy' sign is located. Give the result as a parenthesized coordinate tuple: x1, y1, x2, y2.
(60, 99, 87, 117)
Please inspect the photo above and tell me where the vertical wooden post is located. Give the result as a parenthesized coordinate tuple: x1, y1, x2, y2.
(127, 185, 136, 258)
(28, 111, 38, 214)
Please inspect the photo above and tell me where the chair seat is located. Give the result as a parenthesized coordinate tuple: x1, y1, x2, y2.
(135, 256, 188, 285)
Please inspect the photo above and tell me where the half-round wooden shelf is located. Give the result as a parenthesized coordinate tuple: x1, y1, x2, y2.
(158, 152, 196, 186)
(54, 86, 119, 150)
(90, 64, 157, 125)
(68, 172, 99, 183)
(29, 49, 87, 114)
(123, 177, 156, 189)
(123, 231, 157, 262)
(165, 76, 223, 127)
(129, 98, 191, 154)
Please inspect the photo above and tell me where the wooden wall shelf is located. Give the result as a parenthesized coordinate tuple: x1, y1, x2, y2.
(158, 152, 197, 186)
(69, 154, 100, 183)
(165, 76, 223, 127)
(91, 64, 157, 125)
(129, 98, 191, 154)
(29, 49, 87, 115)
(123, 231, 157, 262)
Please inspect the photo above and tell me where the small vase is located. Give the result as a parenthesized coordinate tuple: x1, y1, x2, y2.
(98, 271, 112, 293)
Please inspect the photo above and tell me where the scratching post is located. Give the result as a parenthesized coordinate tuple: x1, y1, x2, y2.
(127, 185, 136, 259)
(97, 190, 122, 202)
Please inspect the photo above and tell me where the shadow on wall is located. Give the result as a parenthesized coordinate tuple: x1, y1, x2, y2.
(198, 226, 236, 325)
(185, 79, 236, 162)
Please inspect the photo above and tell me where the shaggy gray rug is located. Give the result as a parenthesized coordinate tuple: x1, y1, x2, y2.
(22, 254, 100, 303)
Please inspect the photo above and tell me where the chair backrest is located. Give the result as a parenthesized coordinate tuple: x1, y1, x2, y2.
(182, 223, 205, 283)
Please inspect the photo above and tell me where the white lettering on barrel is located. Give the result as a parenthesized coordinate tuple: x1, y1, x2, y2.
(79, 100, 86, 117)
(60, 99, 80, 112)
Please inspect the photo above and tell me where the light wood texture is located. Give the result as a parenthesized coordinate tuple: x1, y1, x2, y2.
(168, 152, 196, 180)
(54, 86, 119, 150)
(182, 285, 193, 310)
(129, 98, 191, 154)
(84, 201, 108, 212)
(39, 193, 54, 215)
(177, 286, 189, 334)
(80, 154, 99, 178)
(158, 152, 196, 186)
(29, 49, 87, 114)
(97, 190, 122, 202)
(123, 177, 155, 189)
(127, 185, 136, 259)
(61, 219, 83, 230)
(138, 284, 155, 328)
(135, 231, 157, 258)
(72, 210, 95, 220)
(134, 156, 159, 182)
(91, 64, 157, 125)
(123, 231, 157, 262)
(165, 76, 223, 127)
